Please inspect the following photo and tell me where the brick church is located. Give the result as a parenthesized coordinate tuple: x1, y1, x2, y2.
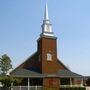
(10, 1, 84, 90)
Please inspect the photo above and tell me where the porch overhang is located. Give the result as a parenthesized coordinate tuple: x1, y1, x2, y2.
(57, 69, 83, 78)
(10, 68, 45, 78)
(10, 68, 83, 78)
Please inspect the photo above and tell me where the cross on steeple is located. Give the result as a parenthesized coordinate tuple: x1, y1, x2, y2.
(40, 0, 54, 37)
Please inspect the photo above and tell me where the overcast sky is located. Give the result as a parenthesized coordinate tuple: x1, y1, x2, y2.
(0, 0, 90, 76)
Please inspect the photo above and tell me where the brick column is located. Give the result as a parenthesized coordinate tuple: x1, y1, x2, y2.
(43, 78, 60, 90)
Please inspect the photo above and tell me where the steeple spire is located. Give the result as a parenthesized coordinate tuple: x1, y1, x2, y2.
(40, 0, 54, 37)
(44, 0, 49, 20)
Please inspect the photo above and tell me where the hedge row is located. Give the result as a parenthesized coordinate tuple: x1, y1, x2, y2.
(0, 87, 9, 90)
(60, 87, 86, 90)
(43, 87, 85, 90)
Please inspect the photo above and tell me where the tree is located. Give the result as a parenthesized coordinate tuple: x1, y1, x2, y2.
(0, 54, 12, 75)
(0, 76, 12, 87)
(0, 76, 22, 87)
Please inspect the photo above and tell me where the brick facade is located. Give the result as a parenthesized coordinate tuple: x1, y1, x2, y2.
(37, 36, 65, 74)
(43, 78, 60, 88)
(37, 36, 65, 89)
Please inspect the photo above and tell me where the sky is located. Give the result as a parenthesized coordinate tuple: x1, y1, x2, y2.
(0, 0, 90, 76)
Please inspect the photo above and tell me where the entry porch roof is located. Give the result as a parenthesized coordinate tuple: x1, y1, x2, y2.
(10, 68, 83, 78)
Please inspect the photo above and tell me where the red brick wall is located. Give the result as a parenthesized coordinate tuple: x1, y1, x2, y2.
(43, 78, 60, 88)
(13, 36, 66, 75)
(38, 37, 57, 73)
(38, 37, 65, 74)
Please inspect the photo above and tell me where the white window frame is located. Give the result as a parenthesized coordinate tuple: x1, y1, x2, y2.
(47, 53, 52, 61)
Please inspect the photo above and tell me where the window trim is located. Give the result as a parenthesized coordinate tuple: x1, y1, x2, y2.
(47, 53, 52, 61)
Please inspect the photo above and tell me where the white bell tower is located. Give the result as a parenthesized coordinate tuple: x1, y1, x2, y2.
(41, 0, 54, 37)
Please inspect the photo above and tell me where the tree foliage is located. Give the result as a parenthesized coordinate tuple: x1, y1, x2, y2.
(0, 54, 12, 74)
(0, 76, 12, 87)
(0, 54, 23, 87)
(0, 76, 22, 87)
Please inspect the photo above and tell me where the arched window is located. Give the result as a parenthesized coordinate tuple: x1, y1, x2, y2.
(47, 53, 52, 61)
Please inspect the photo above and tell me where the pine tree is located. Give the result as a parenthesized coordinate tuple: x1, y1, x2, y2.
(0, 54, 12, 75)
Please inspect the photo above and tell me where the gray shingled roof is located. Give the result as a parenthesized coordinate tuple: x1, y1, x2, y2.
(11, 68, 45, 78)
(11, 68, 83, 78)
(57, 69, 83, 78)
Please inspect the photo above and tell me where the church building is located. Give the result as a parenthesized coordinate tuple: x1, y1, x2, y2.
(10, 1, 84, 90)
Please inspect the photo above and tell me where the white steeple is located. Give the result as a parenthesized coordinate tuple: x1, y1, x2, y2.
(44, 0, 49, 20)
(40, 0, 54, 37)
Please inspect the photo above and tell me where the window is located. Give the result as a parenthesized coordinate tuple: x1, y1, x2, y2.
(47, 53, 52, 61)
(60, 78, 70, 85)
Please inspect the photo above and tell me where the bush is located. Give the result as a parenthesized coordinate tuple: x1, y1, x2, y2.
(43, 86, 59, 90)
(0, 87, 9, 90)
(60, 87, 86, 90)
